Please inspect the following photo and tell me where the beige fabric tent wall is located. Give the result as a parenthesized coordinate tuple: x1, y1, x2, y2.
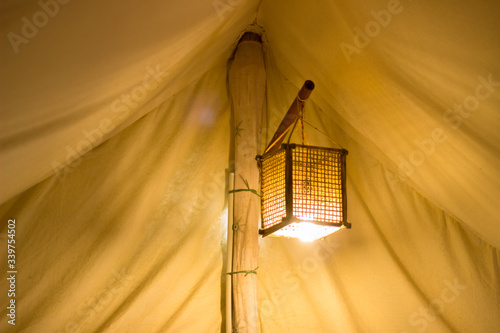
(1, 0, 499, 332)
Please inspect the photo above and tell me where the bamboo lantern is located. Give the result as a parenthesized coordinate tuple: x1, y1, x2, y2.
(257, 82, 350, 241)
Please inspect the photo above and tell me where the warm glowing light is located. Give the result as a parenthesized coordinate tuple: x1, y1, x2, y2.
(271, 222, 343, 241)
(298, 223, 323, 242)
(258, 144, 350, 240)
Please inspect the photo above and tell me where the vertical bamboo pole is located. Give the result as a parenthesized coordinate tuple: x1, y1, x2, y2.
(226, 172, 234, 333)
(228, 32, 266, 333)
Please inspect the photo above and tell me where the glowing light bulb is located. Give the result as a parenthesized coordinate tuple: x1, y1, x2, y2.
(298, 222, 318, 242)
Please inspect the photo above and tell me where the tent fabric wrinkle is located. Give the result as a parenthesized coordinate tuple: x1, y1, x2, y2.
(0, 0, 499, 332)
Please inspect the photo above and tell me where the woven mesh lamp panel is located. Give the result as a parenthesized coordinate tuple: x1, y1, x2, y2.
(258, 144, 350, 239)
(260, 149, 286, 229)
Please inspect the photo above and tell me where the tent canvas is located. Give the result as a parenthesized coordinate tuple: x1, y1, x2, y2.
(1, 0, 499, 332)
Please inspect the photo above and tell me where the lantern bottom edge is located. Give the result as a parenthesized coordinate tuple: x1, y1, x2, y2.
(259, 219, 351, 241)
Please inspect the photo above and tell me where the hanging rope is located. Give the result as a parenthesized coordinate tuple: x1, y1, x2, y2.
(299, 100, 309, 146)
(273, 85, 343, 150)
(302, 118, 344, 149)
(286, 96, 310, 146)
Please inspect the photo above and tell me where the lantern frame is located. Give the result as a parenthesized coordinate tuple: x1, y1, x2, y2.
(257, 143, 350, 239)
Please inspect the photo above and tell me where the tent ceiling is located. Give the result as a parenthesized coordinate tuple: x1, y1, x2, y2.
(1, 0, 499, 332)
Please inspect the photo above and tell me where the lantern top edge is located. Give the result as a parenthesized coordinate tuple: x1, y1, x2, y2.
(256, 143, 348, 161)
